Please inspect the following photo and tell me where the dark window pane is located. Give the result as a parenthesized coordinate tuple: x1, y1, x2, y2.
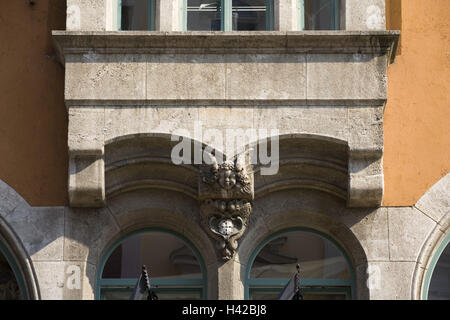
(428, 243, 450, 300)
(122, 0, 150, 30)
(250, 289, 347, 300)
(304, 0, 339, 30)
(187, 0, 222, 31)
(0, 252, 20, 300)
(233, 0, 267, 30)
(250, 231, 350, 279)
(102, 232, 201, 279)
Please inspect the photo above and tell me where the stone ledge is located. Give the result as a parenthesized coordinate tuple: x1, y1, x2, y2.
(53, 30, 400, 63)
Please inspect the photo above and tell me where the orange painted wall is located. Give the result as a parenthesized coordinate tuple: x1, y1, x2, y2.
(0, 0, 68, 206)
(384, 0, 450, 205)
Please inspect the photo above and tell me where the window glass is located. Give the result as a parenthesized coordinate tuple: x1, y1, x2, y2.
(250, 231, 350, 279)
(304, 0, 340, 30)
(232, 0, 268, 31)
(248, 230, 353, 300)
(121, 0, 151, 30)
(100, 232, 204, 300)
(428, 242, 450, 300)
(187, 0, 222, 31)
(0, 252, 20, 300)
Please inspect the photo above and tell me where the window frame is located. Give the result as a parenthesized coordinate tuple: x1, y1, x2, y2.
(117, 0, 156, 31)
(95, 228, 208, 300)
(244, 227, 356, 300)
(298, 0, 341, 31)
(422, 233, 450, 300)
(182, 0, 274, 31)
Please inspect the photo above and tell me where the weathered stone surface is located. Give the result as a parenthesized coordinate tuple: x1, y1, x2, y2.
(340, 207, 389, 262)
(67, 0, 107, 31)
(5, 206, 64, 261)
(33, 261, 96, 300)
(69, 155, 105, 207)
(0, 179, 28, 216)
(226, 54, 306, 100)
(68, 107, 105, 152)
(345, 0, 386, 31)
(358, 261, 416, 300)
(65, 55, 146, 101)
(388, 207, 436, 262)
(147, 54, 227, 100)
(64, 207, 120, 264)
(415, 173, 450, 223)
(216, 259, 245, 300)
(274, 0, 300, 31)
(307, 54, 387, 100)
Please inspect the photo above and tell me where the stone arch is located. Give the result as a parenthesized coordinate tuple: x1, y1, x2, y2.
(237, 188, 370, 300)
(66, 134, 219, 298)
(0, 180, 40, 300)
(411, 173, 450, 300)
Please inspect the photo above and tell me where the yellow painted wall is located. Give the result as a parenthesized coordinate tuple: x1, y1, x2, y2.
(384, 0, 450, 205)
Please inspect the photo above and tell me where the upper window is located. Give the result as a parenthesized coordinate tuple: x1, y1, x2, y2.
(246, 229, 354, 300)
(97, 230, 206, 300)
(300, 0, 341, 30)
(185, 0, 274, 31)
(119, 0, 155, 30)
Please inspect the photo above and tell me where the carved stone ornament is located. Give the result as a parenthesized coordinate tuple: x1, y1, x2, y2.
(200, 199, 252, 261)
(199, 154, 253, 200)
(199, 153, 254, 261)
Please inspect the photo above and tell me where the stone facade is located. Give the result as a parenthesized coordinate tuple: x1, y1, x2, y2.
(0, 0, 447, 300)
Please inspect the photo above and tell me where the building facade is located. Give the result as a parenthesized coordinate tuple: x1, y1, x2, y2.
(0, 0, 448, 300)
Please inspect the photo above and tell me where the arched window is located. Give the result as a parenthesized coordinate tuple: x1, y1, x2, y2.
(423, 234, 450, 300)
(0, 241, 26, 300)
(97, 229, 207, 300)
(184, 0, 274, 31)
(119, 0, 156, 30)
(246, 228, 355, 300)
(299, 0, 341, 30)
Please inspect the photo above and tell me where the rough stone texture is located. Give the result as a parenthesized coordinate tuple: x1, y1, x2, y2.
(32, 261, 95, 300)
(67, 0, 107, 31)
(68, 155, 105, 207)
(217, 260, 245, 300)
(415, 173, 450, 223)
(155, 0, 182, 32)
(64, 207, 120, 265)
(226, 54, 306, 100)
(5, 206, 64, 262)
(65, 55, 147, 101)
(388, 207, 436, 262)
(307, 54, 387, 100)
(274, 0, 299, 31)
(147, 54, 227, 100)
(345, 0, 386, 31)
(340, 207, 390, 262)
(359, 261, 416, 300)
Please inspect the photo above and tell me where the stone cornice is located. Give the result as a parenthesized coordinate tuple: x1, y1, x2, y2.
(53, 30, 400, 63)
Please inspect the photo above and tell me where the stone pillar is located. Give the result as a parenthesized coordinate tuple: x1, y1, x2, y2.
(155, 0, 183, 31)
(67, 0, 107, 31)
(345, 0, 386, 30)
(274, 0, 300, 31)
(199, 153, 253, 299)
